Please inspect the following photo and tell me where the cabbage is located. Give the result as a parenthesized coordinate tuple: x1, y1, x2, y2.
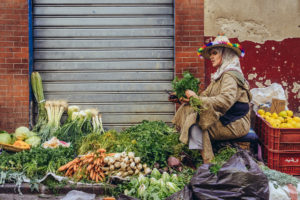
(158, 178, 165, 188)
(25, 136, 41, 147)
(15, 126, 30, 140)
(0, 133, 12, 144)
(151, 168, 161, 179)
(162, 172, 170, 182)
(27, 131, 37, 138)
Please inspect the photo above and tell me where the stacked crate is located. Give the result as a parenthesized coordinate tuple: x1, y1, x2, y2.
(255, 114, 300, 175)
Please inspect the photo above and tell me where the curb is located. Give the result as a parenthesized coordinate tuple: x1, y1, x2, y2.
(0, 183, 116, 195)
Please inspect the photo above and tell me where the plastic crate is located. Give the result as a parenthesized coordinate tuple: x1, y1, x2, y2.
(255, 114, 300, 151)
(262, 145, 300, 175)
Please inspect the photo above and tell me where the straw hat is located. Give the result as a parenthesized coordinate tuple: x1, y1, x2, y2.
(197, 33, 245, 59)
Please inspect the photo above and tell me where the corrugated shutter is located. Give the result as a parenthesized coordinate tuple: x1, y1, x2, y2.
(33, 0, 174, 130)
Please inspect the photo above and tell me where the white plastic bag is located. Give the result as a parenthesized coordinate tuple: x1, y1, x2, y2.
(269, 182, 300, 200)
(61, 190, 96, 200)
(250, 83, 287, 112)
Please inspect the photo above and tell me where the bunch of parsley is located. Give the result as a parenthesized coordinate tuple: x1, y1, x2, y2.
(172, 71, 200, 99)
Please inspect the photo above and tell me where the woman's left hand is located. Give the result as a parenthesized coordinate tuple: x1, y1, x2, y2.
(185, 90, 197, 99)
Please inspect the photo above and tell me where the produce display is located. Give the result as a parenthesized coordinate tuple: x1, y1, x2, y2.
(1, 71, 299, 199)
(257, 109, 300, 128)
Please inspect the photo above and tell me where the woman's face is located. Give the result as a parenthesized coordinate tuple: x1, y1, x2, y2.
(209, 48, 222, 67)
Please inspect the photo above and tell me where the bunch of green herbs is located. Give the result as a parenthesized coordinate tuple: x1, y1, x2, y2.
(260, 166, 299, 188)
(0, 146, 75, 179)
(172, 71, 200, 99)
(210, 146, 237, 174)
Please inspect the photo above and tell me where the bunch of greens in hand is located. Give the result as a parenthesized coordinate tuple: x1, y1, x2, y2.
(172, 71, 200, 99)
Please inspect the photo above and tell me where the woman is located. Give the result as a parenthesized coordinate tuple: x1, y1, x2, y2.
(172, 34, 251, 163)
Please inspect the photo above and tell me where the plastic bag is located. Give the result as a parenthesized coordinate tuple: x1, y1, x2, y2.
(269, 182, 300, 200)
(250, 83, 287, 112)
(61, 190, 96, 200)
(167, 150, 269, 200)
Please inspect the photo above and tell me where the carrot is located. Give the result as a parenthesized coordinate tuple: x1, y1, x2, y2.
(58, 164, 68, 172)
(99, 171, 105, 178)
(97, 148, 106, 153)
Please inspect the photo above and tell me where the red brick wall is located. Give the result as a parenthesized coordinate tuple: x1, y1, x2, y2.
(0, 0, 29, 132)
(175, 0, 205, 88)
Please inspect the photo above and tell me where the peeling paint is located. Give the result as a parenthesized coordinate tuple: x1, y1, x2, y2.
(291, 82, 300, 99)
(258, 77, 264, 81)
(248, 73, 257, 80)
(298, 106, 300, 113)
(255, 82, 265, 88)
(281, 81, 288, 87)
(252, 67, 256, 70)
(265, 79, 272, 86)
(278, 53, 281, 55)
(284, 61, 287, 64)
(255, 45, 261, 48)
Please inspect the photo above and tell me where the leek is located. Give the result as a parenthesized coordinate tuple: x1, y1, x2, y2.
(31, 72, 47, 132)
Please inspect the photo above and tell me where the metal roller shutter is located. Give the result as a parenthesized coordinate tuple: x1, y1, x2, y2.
(33, 0, 175, 130)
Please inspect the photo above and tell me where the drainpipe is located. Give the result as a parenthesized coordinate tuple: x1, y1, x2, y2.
(28, 0, 34, 128)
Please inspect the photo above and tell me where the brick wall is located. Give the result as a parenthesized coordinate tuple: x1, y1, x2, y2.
(175, 0, 205, 88)
(0, 0, 29, 132)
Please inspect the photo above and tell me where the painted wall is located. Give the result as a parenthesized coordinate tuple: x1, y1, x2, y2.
(204, 0, 300, 112)
(0, 0, 30, 132)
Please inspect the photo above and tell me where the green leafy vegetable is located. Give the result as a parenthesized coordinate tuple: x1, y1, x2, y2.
(260, 166, 299, 188)
(0, 133, 12, 144)
(210, 146, 237, 174)
(172, 71, 200, 99)
(25, 136, 41, 147)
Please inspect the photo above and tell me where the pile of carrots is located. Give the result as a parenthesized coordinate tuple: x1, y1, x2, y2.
(58, 148, 112, 182)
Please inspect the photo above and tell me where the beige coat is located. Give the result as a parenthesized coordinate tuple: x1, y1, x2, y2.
(172, 71, 251, 162)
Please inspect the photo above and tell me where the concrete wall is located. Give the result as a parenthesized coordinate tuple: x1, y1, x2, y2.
(204, 0, 300, 112)
(0, 0, 30, 132)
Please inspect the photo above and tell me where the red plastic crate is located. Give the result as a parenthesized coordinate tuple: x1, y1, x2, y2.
(262, 145, 300, 175)
(255, 114, 300, 151)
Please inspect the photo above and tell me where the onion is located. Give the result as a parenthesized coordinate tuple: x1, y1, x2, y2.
(116, 172, 122, 177)
(144, 167, 152, 175)
(128, 152, 135, 159)
(128, 170, 134, 175)
(134, 169, 140, 175)
(114, 153, 121, 161)
(129, 158, 134, 163)
(122, 172, 129, 177)
(134, 157, 141, 163)
(130, 162, 136, 169)
(121, 152, 127, 158)
(142, 164, 147, 169)
(114, 162, 121, 168)
(108, 157, 115, 165)
(121, 162, 127, 170)
(123, 157, 129, 163)
(103, 157, 109, 164)
(137, 163, 143, 170)
(109, 165, 115, 171)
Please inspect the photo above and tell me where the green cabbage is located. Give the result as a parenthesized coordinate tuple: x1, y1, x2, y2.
(150, 168, 161, 179)
(15, 126, 30, 140)
(0, 133, 12, 144)
(25, 136, 41, 147)
(150, 177, 159, 186)
(27, 131, 37, 138)
(137, 184, 147, 197)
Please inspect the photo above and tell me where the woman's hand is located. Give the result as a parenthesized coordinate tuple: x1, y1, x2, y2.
(185, 90, 197, 99)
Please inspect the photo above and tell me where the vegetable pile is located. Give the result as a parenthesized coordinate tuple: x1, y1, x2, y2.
(58, 148, 107, 182)
(102, 152, 151, 178)
(116, 168, 194, 200)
